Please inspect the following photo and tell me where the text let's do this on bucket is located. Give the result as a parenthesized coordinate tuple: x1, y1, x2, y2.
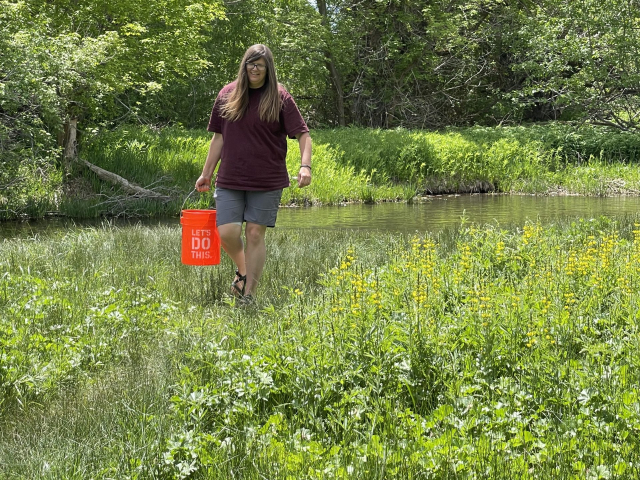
(191, 229, 214, 259)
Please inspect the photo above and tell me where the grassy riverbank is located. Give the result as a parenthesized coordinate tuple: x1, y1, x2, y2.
(3, 216, 640, 478)
(4, 123, 640, 220)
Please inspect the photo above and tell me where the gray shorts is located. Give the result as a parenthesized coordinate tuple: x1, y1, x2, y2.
(214, 188, 283, 227)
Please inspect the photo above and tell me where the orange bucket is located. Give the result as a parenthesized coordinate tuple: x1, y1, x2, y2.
(180, 209, 220, 265)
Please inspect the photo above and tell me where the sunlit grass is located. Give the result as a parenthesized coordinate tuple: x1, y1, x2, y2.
(65, 124, 640, 218)
(3, 216, 640, 477)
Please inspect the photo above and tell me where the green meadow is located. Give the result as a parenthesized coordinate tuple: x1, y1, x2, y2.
(3, 215, 640, 478)
(4, 123, 640, 478)
(6, 2, 640, 477)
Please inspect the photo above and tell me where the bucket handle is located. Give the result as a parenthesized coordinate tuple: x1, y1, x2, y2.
(181, 188, 197, 215)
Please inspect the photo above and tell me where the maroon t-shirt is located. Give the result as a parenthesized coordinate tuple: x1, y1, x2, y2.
(207, 81, 309, 191)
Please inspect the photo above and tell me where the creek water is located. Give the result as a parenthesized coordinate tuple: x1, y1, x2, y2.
(276, 194, 640, 233)
(2, 194, 640, 239)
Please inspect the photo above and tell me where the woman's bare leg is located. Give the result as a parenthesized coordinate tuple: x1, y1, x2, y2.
(217, 223, 246, 293)
(243, 222, 267, 296)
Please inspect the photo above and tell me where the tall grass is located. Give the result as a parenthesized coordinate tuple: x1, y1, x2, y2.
(312, 125, 640, 194)
(3, 216, 640, 477)
(0, 159, 63, 221)
(65, 123, 640, 219)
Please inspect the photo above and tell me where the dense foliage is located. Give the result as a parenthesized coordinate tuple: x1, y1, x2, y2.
(3, 0, 640, 218)
(0, 0, 225, 218)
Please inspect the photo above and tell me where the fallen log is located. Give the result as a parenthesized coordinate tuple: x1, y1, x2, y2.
(77, 157, 171, 201)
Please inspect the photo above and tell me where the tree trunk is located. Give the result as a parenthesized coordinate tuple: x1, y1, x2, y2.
(326, 53, 346, 126)
(317, 0, 346, 126)
(62, 117, 78, 174)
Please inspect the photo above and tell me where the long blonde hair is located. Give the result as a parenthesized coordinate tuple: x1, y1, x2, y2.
(220, 44, 282, 123)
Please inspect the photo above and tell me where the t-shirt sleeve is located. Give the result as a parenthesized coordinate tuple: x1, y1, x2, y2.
(281, 92, 309, 139)
(207, 91, 226, 133)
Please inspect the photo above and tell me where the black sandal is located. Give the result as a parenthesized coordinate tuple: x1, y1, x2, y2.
(237, 294, 255, 306)
(231, 270, 246, 297)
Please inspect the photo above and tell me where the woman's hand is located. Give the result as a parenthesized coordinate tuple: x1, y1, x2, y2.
(297, 166, 311, 188)
(195, 175, 211, 192)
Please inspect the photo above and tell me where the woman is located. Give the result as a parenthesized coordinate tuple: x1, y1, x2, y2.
(195, 44, 312, 304)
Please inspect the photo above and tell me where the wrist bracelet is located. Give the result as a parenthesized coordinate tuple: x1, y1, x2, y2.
(300, 164, 312, 171)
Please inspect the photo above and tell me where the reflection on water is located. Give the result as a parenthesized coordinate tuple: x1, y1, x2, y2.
(276, 194, 640, 233)
(3, 194, 640, 239)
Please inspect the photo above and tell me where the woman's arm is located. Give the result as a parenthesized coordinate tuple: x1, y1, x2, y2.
(195, 133, 224, 191)
(296, 132, 312, 188)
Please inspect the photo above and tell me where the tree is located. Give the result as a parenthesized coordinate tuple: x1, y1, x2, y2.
(315, 0, 348, 126)
(307, 0, 526, 128)
(1, 0, 225, 168)
(133, 0, 328, 128)
(0, 0, 226, 213)
(1, 2, 64, 217)
(506, 0, 640, 129)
